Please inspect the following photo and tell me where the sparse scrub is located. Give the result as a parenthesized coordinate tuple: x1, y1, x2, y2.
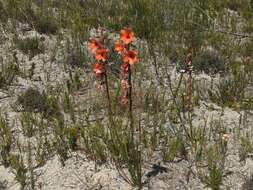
(243, 174, 253, 190)
(0, 179, 7, 190)
(239, 135, 253, 162)
(198, 134, 229, 190)
(53, 117, 69, 166)
(33, 13, 58, 35)
(0, 60, 19, 89)
(66, 48, 87, 68)
(9, 154, 27, 190)
(15, 88, 62, 119)
(20, 112, 37, 138)
(0, 0, 253, 189)
(15, 37, 44, 58)
(208, 67, 249, 109)
(194, 51, 226, 74)
(0, 114, 13, 167)
(16, 88, 48, 112)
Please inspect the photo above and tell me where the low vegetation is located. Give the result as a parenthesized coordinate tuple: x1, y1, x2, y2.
(0, 0, 253, 190)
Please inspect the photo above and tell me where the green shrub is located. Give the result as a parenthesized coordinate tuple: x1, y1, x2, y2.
(66, 49, 87, 68)
(9, 154, 27, 190)
(162, 136, 186, 162)
(243, 174, 253, 190)
(0, 61, 19, 88)
(15, 37, 44, 58)
(0, 114, 13, 167)
(67, 125, 79, 151)
(209, 69, 248, 108)
(20, 112, 37, 138)
(176, 51, 225, 74)
(2, 0, 58, 34)
(239, 136, 253, 162)
(34, 14, 58, 35)
(4, 0, 36, 23)
(16, 88, 62, 119)
(199, 142, 228, 190)
(53, 117, 69, 166)
(0, 1, 8, 23)
(0, 179, 7, 190)
(194, 51, 225, 74)
(16, 88, 48, 113)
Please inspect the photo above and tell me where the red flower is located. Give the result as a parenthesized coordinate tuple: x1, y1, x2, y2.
(96, 84, 104, 91)
(121, 95, 129, 105)
(123, 50, 138, 65)
(120, 27, 135, 44)
(121, 63, 130, 74)
(93, 63, 105, 76)
(121, 79, 129, 89)
(89, 38, 102, 53)
(115, 41, 125, 53)
(96, 48, 109, 61)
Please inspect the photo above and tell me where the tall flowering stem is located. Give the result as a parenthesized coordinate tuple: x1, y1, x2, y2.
(128, 62, 133, 114)
(115, 27, 138, 136)
(88, 32, 112, 116)
(125, 45, 133, 130)
(187, 53, 193, 111)
(123, 44, 133, 115)
(104, 66, 112, 116)
(89, 27, 142, 188)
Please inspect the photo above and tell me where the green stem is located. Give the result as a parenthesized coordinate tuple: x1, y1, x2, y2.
(128, 63, 134, 137)
(104, 67, 113, 124)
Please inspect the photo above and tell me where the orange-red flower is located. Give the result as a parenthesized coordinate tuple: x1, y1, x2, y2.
(121, 95, 129, 105)
(96, 48, 109, 61)
(89, 38, 101, 53)
(96, 84, 104, 91)
(123, 50, 138, 65)
(115, 41, 125, 53)
(121, 79, 129, 89)
(121, 63, 130, 74)
(120, 27, 135, 44)
(222, 133, 230, 142)
(93, 63, 105, 76)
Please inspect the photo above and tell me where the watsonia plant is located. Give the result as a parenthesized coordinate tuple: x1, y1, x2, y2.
(0, 114, 12, 167)
(88, 27, 138, 126)
(88, 27, 142, 188)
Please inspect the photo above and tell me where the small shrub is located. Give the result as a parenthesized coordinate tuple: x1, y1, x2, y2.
(80, 121, 108, 163)
(239, 136, 253, 162)
(0, 179, 7, 190)
(200, 144, 227, 190)
(0, 114, 12, 167)
(176, 51, 225, 74)
(0, 1, 8, 23)
(226, 0, 242, 11)
(34, 127, 53, 168)
(9, 154, 27, 190)
(27, 141, 35, 190)
(66, 48, 88, 68)
(4, 0, 36, 23)
(67, 125, 79, 151)
(209, 69, 248, 108)
(243, 173, 253, 190)
(16, 88, 48, 113)
(20, 112, 37, 138)
(53, 118, 69, 166)
(202, 165, 224, 190)
(16, 88, 62, 119)
(162, 136, 186, 162)
(15, 37, 44, 58)
(193, 51, 225, 74)
(34, 14, 58, 35)
(0, 60, 19, 89)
